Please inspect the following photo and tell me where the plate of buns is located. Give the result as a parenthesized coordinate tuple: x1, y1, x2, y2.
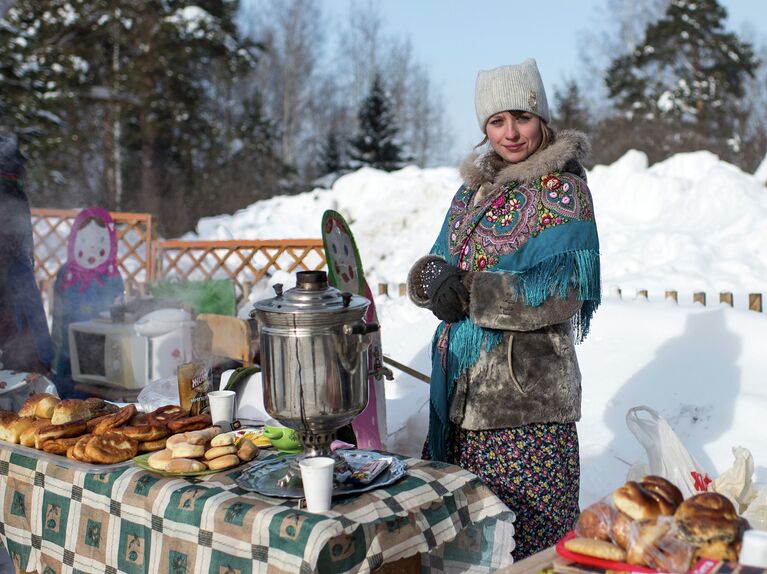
(560, 475, 749, 573)
(0, 393, 221, 469)
(133, 426, 261, 476)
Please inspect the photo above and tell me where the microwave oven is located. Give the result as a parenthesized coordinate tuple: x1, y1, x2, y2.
(68, 308, 194, 390)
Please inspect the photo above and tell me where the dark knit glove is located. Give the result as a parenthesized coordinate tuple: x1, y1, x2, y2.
(422, 259, 469, 323)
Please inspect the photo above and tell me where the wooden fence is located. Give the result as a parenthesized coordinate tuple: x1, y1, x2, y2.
(30, 209, 326, 310)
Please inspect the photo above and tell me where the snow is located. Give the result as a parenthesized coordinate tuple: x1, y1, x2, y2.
(190, 149, 767, 508)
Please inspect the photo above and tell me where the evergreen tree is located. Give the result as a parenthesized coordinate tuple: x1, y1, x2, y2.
(553, 79, 592, 134)
(604, 0, 758, 161)
(318, 129, 344, 176)
(349, 73, 404, 171)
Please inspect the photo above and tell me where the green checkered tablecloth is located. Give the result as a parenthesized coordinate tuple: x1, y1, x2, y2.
(0, 449, 515, 573)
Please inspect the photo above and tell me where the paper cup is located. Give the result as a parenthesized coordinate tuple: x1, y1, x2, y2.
(299, 456, 334, 513)
(739, 530, 767, 567)
(208, 390, 236, 430)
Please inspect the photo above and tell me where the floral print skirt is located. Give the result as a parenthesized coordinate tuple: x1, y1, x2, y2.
(445, 422, 580, 561)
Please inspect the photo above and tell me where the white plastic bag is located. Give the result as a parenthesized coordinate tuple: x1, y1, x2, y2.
(626, 405, 713, 499)
(743, 486, 767, 531)
(713, 446, 757, 513)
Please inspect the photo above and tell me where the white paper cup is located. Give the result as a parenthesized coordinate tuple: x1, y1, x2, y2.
(208, 390, 236, 430)
(299, 456, 335, 513)
(739, 530, 767, 567)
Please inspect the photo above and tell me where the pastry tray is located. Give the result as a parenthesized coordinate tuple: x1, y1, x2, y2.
(0, 439, 135, 473)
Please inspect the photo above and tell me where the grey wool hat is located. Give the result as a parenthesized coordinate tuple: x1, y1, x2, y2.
(475, 58, 550, 131)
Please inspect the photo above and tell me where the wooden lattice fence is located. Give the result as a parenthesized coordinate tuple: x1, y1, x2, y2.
(154, 239, 326, 303)
(31, 208, 155, 296)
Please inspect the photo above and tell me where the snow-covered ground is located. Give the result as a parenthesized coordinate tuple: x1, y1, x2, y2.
(191, 148, 767, 508)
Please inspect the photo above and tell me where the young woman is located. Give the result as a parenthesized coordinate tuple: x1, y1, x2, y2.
(408, 59, 601, 559)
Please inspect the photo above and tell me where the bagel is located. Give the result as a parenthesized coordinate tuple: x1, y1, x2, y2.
(167, 413, 212, 433)
(120, 424, 168, 442)
(84, 431, 138, 464)
(148, 405, 187, 426)
(674, 492, 741, 544)
(18, 393, 59, 419)
(137, 437, 168, 452)
(72, 434, 95, 462)
(41, 435, 83, 455)
(35, 420, 88, 448)
(92, 404, 137, 435)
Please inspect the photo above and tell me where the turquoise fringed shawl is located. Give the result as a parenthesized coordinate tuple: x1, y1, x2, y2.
(427, 178, 601, 462)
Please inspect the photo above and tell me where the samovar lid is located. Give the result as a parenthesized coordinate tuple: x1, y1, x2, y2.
(251, 270, 369, 326)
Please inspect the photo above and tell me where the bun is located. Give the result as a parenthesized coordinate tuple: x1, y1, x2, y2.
(610, 509, 633, 549)
(83, 398, 120, 418)
(563, 537, 626, 562)
(204, 445, 237, 460)
(148, 449, 174, 470)
(84, 432, 138, 464)
(0, 414, 36, 444)
(185, 426, 222, 445)
(237, 439, 259, 462)
(165, 458, 207, 473)
(18, 393, 60, 418)
(674, 492, 741, 545)
(692, 538, 740, 562)
(19, 419, 51, 447)
(626, 519, 671, 565)
(575, 502, 612, 541)
(170, 442, 205, 459)
(613, 481, 670, 522)
(210, 432, 235, 447)
(165, 433, 189, 448)
(51, 399, 93, 424)
(206, 454, 240, 471)
(641, 475, 684, 510)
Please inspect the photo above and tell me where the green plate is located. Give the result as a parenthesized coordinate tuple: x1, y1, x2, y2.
(133, 452, 247, 477)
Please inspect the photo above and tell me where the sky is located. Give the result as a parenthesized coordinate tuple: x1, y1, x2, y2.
(188, 146, 767, 518)
(318, 0, 767, 161)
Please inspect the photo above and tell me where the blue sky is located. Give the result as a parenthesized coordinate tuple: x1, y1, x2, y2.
(320, 0, 766, 162)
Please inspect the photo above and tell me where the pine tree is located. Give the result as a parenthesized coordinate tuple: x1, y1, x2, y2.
(349, 73, 404, 171)
(553, 79, 591, 134)
(318, 129, 344, 176)
(604, 0, 758, 160)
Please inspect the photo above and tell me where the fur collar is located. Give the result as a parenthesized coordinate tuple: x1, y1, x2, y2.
(459, 129, 590, 188)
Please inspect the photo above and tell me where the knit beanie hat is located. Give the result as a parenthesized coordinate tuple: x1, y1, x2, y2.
(475, 58, 550, 131)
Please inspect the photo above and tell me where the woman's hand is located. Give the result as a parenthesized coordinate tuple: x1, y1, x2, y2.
(423, 260, 469, 323)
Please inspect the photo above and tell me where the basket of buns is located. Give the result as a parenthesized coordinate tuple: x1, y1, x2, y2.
(0, 392, 238, 468)
(560, 475, 749, 573)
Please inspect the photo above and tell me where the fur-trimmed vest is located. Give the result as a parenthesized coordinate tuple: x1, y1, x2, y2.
(408, 130, 599, 432)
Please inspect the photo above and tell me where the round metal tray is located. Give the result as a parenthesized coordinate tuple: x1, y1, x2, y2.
(235, 450, 407, 498)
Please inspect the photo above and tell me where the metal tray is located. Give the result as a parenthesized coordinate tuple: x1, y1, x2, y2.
(236, 450, 407, 498)
(0, 439, 135, 473)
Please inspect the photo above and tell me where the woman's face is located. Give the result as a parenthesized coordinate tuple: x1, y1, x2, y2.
(485, 111, 543, 163)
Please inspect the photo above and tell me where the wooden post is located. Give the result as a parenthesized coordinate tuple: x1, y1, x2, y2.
(719, 292, 733, 307)
(693, 292, 706, 306)
(665, 290, 678, 303)
(637, 289, 648, 300)
(749, 293, 763, 312)
(378, 283, 388, 296)
(242, 280, 253, 302)
(398, 283, 407, 297)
